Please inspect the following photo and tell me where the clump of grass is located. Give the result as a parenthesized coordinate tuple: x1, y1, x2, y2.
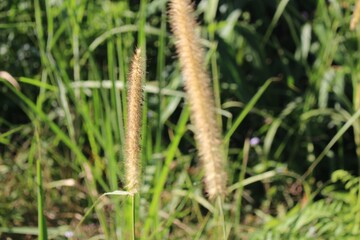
(169, 0, 227, 200)
(125, 48, 145, 194)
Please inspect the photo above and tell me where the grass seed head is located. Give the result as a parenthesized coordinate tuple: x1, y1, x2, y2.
(169, 0, 227, 199)
(125, 48, 145, 194)
(351, 0, 360, 30)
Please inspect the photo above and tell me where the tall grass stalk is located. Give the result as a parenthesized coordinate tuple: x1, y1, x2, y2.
(217, 196, 227, 239)
(235, 138, 250, 229)
(169, 0, 227, 238)
(36, 127, 48, 240)
(125, 48, 145, 239)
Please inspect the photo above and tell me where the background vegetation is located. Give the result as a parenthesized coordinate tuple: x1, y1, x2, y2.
(1, 0, 360, 239)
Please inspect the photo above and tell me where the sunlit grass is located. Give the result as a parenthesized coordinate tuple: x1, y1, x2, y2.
(1, 0, 360, 239)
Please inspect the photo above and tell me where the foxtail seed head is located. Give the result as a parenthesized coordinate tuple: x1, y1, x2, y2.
(351, 0, 360, 30)
(169, 0, 227, 199)
(125, 48, 145, 194)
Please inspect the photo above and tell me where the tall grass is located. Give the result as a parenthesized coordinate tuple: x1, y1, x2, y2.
(1, 0, 360, 239)
(126, 48, 145, 240)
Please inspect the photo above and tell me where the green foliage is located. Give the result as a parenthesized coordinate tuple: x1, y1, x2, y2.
(251, 170, 360, 239)
(1, 0, 360, 239)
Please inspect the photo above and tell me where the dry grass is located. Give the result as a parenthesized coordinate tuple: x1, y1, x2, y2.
(0, 71, 20, 90)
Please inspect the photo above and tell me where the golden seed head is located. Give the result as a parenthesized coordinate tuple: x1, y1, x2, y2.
(125, 48, 145, 194)
(351, 0, 360, 30)
(169, 0, 227, 199)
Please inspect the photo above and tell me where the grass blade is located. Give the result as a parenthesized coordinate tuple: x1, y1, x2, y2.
(224, 78, 273, 144)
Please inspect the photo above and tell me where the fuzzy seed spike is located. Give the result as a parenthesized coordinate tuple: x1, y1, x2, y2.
(125, 48, 145, 194)
(169, 0, 227, 199)
(351, 0, 360, 30)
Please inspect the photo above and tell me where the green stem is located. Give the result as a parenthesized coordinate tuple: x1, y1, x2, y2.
(235, 138, 250, 228)
(132, 194, 136, 240)
(217, 196, 226, 240)
(36, 125, 48, 240)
